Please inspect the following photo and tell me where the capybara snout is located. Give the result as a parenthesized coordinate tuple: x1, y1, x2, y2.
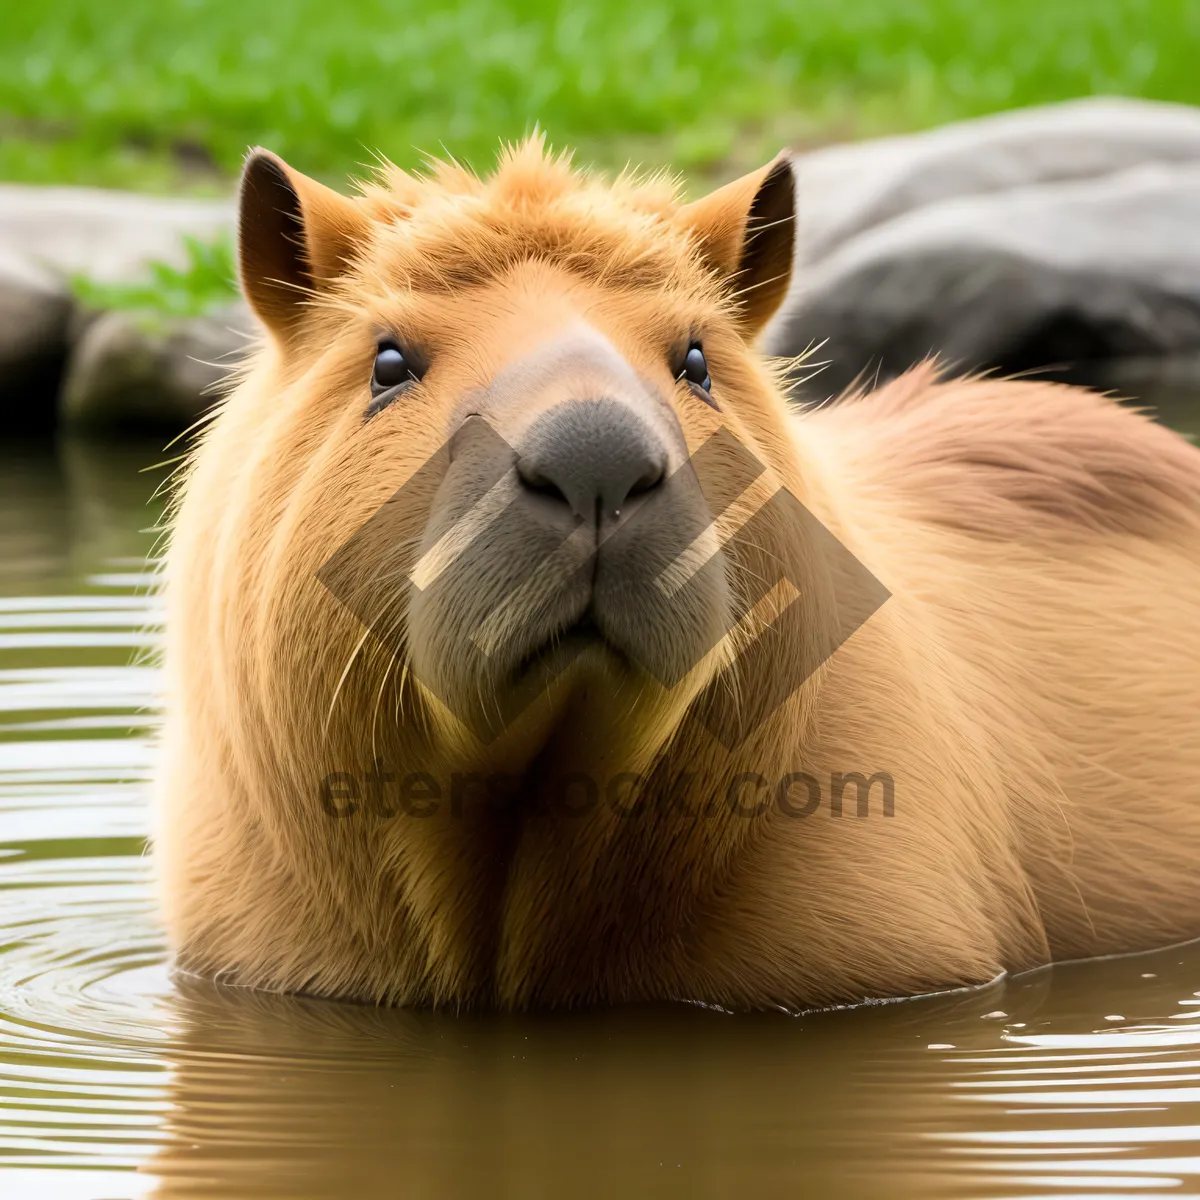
(516, 397, 668, 523)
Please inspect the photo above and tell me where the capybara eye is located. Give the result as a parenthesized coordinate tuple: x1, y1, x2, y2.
(368, 341, 421, 417)
(679, 343, 715, 404)
(372, 343, 413, 392)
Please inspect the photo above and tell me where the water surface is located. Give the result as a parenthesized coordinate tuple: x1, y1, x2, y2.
(3, 417, 1200, 1199)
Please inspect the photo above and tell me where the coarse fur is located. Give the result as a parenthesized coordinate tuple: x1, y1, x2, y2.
(154, 136, 1200, 1010)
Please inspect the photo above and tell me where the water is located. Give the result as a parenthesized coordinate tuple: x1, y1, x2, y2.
(4, 421, 1200, 1200)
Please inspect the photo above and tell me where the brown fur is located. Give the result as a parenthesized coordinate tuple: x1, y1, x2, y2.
(154, 138, 1200, 1009)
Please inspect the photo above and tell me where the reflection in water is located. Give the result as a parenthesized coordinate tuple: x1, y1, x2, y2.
(2, 426, 1200, 1199)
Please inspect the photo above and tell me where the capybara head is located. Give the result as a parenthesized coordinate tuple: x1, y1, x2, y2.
(162, 138, 862, 1004)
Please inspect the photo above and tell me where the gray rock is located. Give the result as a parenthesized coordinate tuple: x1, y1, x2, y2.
(764, 163, 1200, 398)
(59, 302, 257, 432)
(0, 184, 233, 284)
(785, 97, 1200, 268)
(0, 251, 76, 430)
(0, 185, 237, 433)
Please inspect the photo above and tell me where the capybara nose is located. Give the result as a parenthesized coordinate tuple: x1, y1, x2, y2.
(516, 398, 668, 523)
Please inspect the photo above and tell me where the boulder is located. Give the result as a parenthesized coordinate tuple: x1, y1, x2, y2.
(59, 302, 257, 432)
(785, 96, 1200, 267)
(0, 184, 233, 284)
(0, 251, 76, 431)
(764, 163, 1200, 398)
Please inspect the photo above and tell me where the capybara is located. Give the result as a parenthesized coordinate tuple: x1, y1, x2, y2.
(155, 138, 1200, 1008)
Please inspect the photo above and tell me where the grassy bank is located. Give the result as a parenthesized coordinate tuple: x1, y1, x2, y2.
(2, 0, 1198, 192)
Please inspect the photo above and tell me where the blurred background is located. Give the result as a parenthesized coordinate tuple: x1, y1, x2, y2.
(3, 0, 1197, 190)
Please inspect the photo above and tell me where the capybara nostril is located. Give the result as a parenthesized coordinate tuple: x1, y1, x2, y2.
(516, 398, 668, 523)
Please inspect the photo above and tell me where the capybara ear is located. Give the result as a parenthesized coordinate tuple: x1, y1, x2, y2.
(237, 149, 372, 340)
(678, 153, 795, 336)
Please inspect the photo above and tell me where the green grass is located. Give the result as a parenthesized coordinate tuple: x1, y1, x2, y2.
(2, 0, 1199, 194)
(70, 235, 238, 317)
